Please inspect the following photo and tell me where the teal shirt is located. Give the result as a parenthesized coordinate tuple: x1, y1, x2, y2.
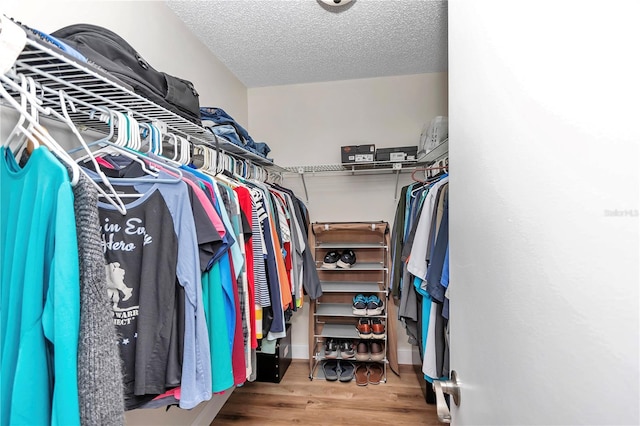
(202, 265, 234, 393)
(1, 147, 81, 425)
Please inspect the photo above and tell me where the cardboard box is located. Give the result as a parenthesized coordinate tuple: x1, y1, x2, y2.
(256, 323, 292, 383)
(341, 144, 376, 163)
(376, 146, 418, 162)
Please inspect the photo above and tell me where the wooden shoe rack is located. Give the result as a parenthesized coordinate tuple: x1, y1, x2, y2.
(308, 221, 396, 383)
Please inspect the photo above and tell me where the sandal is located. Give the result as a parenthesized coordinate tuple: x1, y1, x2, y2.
(355, 363, 369, 386)
(338, 360, 355, 382)
(368, 362, 384, 385)
(322, 360, 339, 381)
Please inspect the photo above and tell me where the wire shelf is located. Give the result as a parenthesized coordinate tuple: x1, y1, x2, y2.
(285, 160, 418, 175)
(284, 141, 449, 176)
(2, 36, 286, 172)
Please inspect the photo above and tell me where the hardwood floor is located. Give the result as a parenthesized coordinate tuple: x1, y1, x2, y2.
(212, 361, 441, 425)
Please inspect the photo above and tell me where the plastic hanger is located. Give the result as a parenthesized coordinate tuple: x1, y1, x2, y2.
(152, 126, 159, 155)
(126, 114, 141, 151)
(178, 136, 191, 166)
(193, 145, 206, 170)
(0, 74, 79, 185)
(164, 132, 179, 162)
(3, 74, 40, 158)
(153, 122, 163, 156)
(138, 122, 153, 153)
(70, 109, 159, 178)
(3, 74, 34, 151)
(13, 75, 44, 161)
(52, 89, 131, 212)
(1, 77, 27, 148)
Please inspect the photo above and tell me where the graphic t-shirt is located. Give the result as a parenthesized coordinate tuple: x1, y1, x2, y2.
(99, 188, 179, 409)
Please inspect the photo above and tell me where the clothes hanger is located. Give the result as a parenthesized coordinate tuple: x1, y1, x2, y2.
(9, 74, 41, 160)
(63, 104, 173, 182)
(179, 136, 191, 166)
(410, 165, 448, 183)
(126, 114, 141, 151)
(409, 162, 449, 198)
(2, 76, 28, 148)
(71, 109, 159, 178)
(52, 89, 132, 212)
(4, 73, 180, 191)
(209, 146, 219, 175)
(139, 122, 154, 153)
(0, 74, 79, 185)
(163, 132, 179, 162)
(152, 122, 163, 156)
(194, 145, 207, 170)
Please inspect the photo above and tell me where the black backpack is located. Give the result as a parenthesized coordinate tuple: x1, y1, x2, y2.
(51, 24, 201, 124)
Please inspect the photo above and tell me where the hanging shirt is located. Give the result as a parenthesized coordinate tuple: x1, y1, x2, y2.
(96, 176, 212, 410)
(1, 147, 81, 426)
(202, 261, 234, 392)
(249, 187, 271, 308)
(426, 187, 449, 302)
(407, 176, 449, 280)
(235, 186, 258, 349)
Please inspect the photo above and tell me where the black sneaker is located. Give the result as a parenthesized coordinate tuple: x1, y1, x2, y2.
(324, 338, 339, 359)
(322, 251, 340, 269)
(339, 340, 356, 359)
(337, 250, 356, 268)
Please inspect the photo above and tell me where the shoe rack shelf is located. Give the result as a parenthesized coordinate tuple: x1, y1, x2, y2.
(309, 221, 390, 384)
(314, 323, 362, 340)
(320, 281, 384, 294)
(315, 304, 386, 318)
(316, 243, 387, 249)
(316, 262, 386, 272)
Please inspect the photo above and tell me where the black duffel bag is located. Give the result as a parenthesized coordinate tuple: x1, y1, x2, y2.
(52, 24, 201, 124)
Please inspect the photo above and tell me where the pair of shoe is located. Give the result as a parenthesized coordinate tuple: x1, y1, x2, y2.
(352, 294, 384, 315)
(322, 250, 356, 269)
(355, 362, 384, 386)
(356, 318, 385, 339)
(323, 359, 355, 382)
(324, 338, 355, 359)
(355, 340, 385, 362)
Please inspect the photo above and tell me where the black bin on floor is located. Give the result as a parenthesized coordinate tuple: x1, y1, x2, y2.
(256, 323, 292, 383)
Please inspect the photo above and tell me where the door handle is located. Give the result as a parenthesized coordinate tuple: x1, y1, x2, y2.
(432, 370, 460, 423)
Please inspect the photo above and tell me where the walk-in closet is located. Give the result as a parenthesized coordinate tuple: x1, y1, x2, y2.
(1, 1, 638, 426)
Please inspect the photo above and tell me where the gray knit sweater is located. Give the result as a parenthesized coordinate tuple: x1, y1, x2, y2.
(72, 173, 125, 425)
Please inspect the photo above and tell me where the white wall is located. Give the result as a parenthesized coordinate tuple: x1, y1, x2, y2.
(3, 0, 248, 123)
(249, 73, 449, 363)
(449, 1, 639, 424)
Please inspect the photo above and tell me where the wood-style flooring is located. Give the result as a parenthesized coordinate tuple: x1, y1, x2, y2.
(212, 361, 440, 425)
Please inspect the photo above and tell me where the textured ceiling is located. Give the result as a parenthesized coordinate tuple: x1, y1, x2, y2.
(166, 0, 448, 88)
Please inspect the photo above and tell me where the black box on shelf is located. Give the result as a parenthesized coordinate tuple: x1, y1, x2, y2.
(256, 323, 292, 383)
(376, 146, 418, 162)
(341, 144, 376, 163)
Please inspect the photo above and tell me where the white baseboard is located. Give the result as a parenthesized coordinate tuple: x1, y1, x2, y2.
(291, 344, 419, 365)
(291, 343, 310, 360)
